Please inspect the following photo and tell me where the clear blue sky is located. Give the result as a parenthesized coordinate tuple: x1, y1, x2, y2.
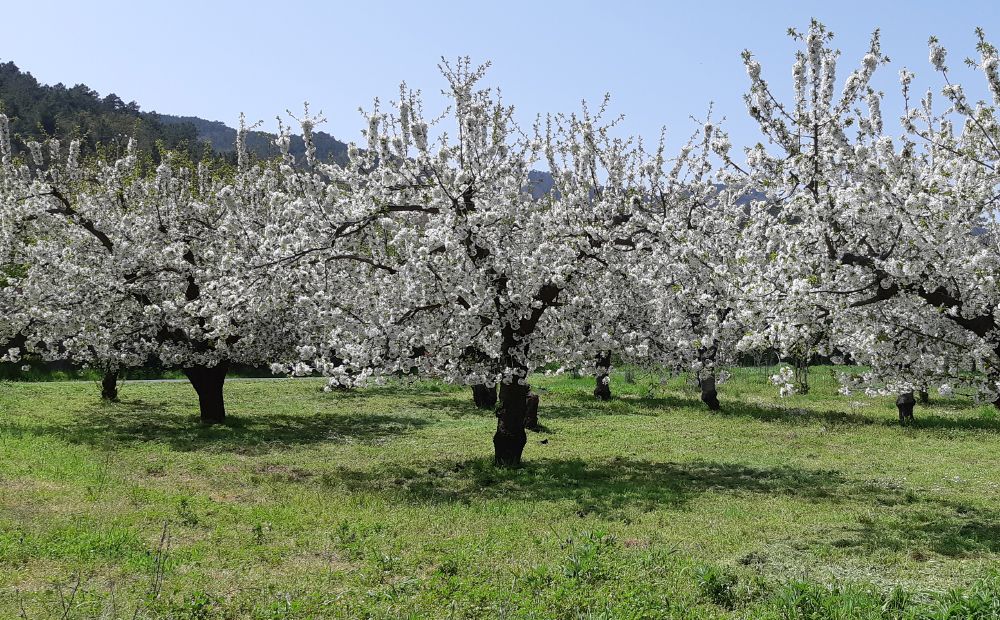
(3, 1, 998, 151)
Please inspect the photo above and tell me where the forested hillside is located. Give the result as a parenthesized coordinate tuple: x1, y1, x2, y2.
(0, 60, 206, 159)
(0, 60, 349, 164)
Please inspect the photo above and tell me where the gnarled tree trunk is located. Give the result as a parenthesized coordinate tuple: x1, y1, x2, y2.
(100, 369, 119, 401)
(183, 361, 230, 424)
(494, 380, 529, 467)
(896, 391, 915, 425)
(489, 275, 561, 466)
(699, 373, 720, 411)
(471, 383, 497, 409)
(917, 388, 929, 404)
(593, 351, 612, 401)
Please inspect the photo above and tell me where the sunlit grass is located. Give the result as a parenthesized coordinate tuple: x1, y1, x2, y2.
(1, 367, 998, 618)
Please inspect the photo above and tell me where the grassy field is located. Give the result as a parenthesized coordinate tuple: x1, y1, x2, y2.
(2, 368, 1000, 619)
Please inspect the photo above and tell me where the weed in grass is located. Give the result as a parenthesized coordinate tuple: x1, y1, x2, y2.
(176, 497, 199, 527)
(695, 565, 740, 609)
(560, 530, 611, 581)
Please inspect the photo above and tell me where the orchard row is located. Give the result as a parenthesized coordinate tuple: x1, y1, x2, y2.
(2, 22, 998, 465)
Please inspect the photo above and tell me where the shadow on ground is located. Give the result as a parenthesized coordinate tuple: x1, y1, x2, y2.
(543, 390, 1000, 433)
(323, 456, 849, 515)
(323, 454, 1000, 556)
(9, 384, 996, 456)
(2, 397, 432, 454)
(818, 496, 1000, 558)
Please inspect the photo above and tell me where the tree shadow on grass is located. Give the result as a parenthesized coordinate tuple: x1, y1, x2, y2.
(590, 390, 1000, 434)
(322, 456, 851, 516)
(404, 388, 1000, 435)
(535, 392, 670, 420)
(716, 393, 1000, 434)
(719, 400, 881, 426)
(824, 498, 1000, 558)
(404, 395, 496, 420)
(902, 414, 1000, 433)
(3, 397, 431, 455)
(552, 390, 881, 427)
(325, 455, 1000, 555)
(728, 401, 1000, 434)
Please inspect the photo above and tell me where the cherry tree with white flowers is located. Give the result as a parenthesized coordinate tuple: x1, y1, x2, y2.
(0, 120, 323, 422)
(733, 21, 902, 398)
(271, 59, 642, 466)
(620, 119, 766, 410)
(735, 20, 1000, 416)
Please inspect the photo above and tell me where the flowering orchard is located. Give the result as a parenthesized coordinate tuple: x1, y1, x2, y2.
(2, 22, 999, 465)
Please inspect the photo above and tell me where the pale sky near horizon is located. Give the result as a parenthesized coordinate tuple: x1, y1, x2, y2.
(2, 1, 998, 151)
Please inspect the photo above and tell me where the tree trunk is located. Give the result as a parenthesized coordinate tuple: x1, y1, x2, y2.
(917, 389, 929, 404)
(183, 361, 230, 424)
(471, 383, 497, 409)
(525, 391, 540, 430)
(794, 358, 810, 395)
(593, 351, 612, 401)
(494, 381, 529, 467)
(699, 373, 720, 411)
(100, 370, 119, 401)
(896, 391, 915, 425)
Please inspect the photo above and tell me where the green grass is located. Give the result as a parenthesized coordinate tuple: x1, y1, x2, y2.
(1, 367, 1000, 618)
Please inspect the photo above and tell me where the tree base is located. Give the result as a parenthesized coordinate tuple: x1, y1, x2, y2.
(701, 389, 720, 411)
(594, 381, 611, 401)
(100, 370, 119, 401)
(897, 392, 915, 425)
(183, 362, 230, 424)
(493, 429, 527, 467)
(594, 351, 612, 401)
(700, 375, 720, 411)
(494, 382, 529, 467)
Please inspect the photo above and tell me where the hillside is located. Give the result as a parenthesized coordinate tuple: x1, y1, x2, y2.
(0, 60, 204, 159)
(0, 60, 348, 165)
